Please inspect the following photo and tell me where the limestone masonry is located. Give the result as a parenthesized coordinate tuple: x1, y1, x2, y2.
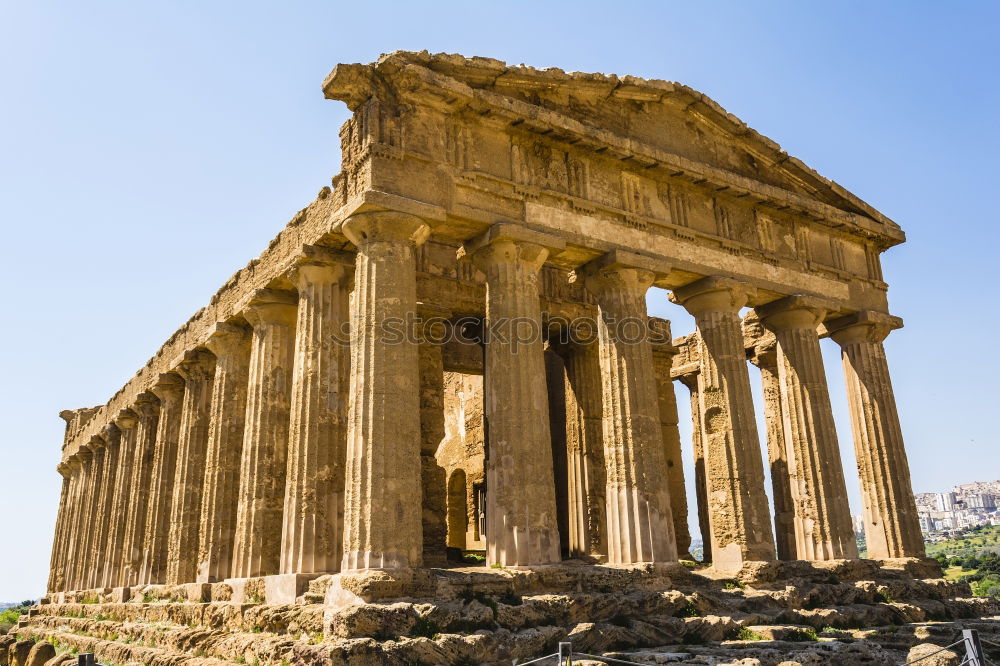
(21, 52, 998, 665)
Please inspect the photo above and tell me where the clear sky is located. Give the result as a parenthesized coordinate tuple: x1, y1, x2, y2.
(1, 1, 997, 601)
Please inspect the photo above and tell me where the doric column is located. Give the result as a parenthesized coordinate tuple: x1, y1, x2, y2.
(462, 223, 563, 567)
(340, 211, 429, 571)
(47, 464, 71, 593)
(122, 392, 159, 586)
(828, 311, 924, 559)
(671, 277, 776, 571)
(676, 372, 712, 564)
(166, 351, 216, 585)
(759, 296, 857, 561)
(94, 425, 122, 588)
(650, 319, 692, 560)
(140, 373, 185, 584)
(562, 338, 607, 560)
(417, 303, 450, 567)
(281, 251, 353, 576)
(231, 289, 297, 579)
(579, 251, 676, 564)
(743, 313, 797, 561)
(84, 434, 111, 589)
(103, 409, 138, 587)
(63, 451, 91, 591)
(197, 323, 251, 583)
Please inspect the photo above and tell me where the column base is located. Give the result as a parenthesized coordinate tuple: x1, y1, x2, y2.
(223, 577, 267, 604)
(325, 567, 437, 608)
(181, 582, 212, 602)
(263, 573, 325, 605)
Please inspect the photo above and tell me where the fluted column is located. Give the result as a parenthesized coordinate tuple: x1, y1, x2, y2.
(281, 253, 353, 575)
(166, 351, 216, 585)
(676, 372, 712, 563)
(759, 295, 857, 560)
(828, 311, 924, 559)
(418, 303, 450, 567)
(579, 251, 676, 564)
(563, 339, 607, 560)
(340, 211, 428, 571)
(671, 277, 775, 571)
(140, 373, 185, 584)
(197, 323, 251, 583)
(232, 289, 297, 579)
(63, 454, 88, 591)
(750, 343, 797, 561)
(83, 435, 110, 589)
(463, 223, 563, 567)
(122, 393, 159, 586)
(650, 319, 692, 560)
(103, 410, 138, 587)
(47, 464, 72, 593)
(94, 425, 122, 588)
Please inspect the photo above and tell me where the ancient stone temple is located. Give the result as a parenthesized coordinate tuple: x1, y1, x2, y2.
(18, 52, 996, 666)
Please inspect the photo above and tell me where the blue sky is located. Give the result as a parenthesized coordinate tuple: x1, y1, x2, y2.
(1, 1, 997, 600)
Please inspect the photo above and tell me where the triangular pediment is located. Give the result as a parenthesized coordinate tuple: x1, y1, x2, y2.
(325, 51, 902, 244)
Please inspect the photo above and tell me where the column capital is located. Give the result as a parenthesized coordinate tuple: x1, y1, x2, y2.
(293, 245, 355, 289)
(342, 210, 431, 247)
(78, 438, 99, 458)
(245, 288, 298, 328)
(459, 222, 565, 273)
(669, 276, 756, 315)
(172, 349, 216, 381)
(133, 391, 160, 418)
(574, 249, 668, 298)
(149, 372, 185, 404)
(57, 462, 70, 477)
(826, 310, 903, 346)
(757, 295, 828, 331)
(114, 408, 138, 430)
(204, 321, 252, 357)
(100, 422, 120, 444)
(85, 431, 108, 451)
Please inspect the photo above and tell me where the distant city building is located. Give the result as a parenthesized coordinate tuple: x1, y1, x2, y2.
(915, 480, 1000, 536)
(936, 492, 957, 512)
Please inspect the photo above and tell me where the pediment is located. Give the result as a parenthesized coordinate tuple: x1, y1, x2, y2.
(325, 51, 902, 245)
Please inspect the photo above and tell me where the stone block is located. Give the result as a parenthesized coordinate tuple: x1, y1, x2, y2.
(182, 582, 211, 602)
(224, 577, 266, 604)
(263, 573, 321, 605)
(110, 586, 132, 603)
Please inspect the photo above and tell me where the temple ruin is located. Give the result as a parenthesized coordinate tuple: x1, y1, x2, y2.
(15, 52, 997, 666)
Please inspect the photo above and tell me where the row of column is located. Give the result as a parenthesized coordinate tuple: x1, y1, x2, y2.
(48, 214, 924, 593)
(674, 285, 924, 568)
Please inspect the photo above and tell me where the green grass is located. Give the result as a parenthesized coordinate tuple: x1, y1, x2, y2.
(926, 525, 1000, 560)
(734, 627, 765, 641)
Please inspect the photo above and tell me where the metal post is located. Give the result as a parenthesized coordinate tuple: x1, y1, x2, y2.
(558, 641, 573, 665)
(965, 629, 985, 666)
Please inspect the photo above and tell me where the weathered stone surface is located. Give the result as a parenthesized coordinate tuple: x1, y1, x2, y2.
(340, 211, 428, 570)
(580, 251, 676, 564)
(463, 223, 564, 567)
(281, 255, 352, 575)
(671, 277, 776, 571)
(231, 289, 297, 579)
(906, 643, 961, 666)
(759, 296, 857, 561)
(197, 323, 250, 584)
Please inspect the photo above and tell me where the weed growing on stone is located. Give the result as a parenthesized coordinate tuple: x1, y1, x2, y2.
(786, 627, 818, 642)
(734, 627, 765, 641)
